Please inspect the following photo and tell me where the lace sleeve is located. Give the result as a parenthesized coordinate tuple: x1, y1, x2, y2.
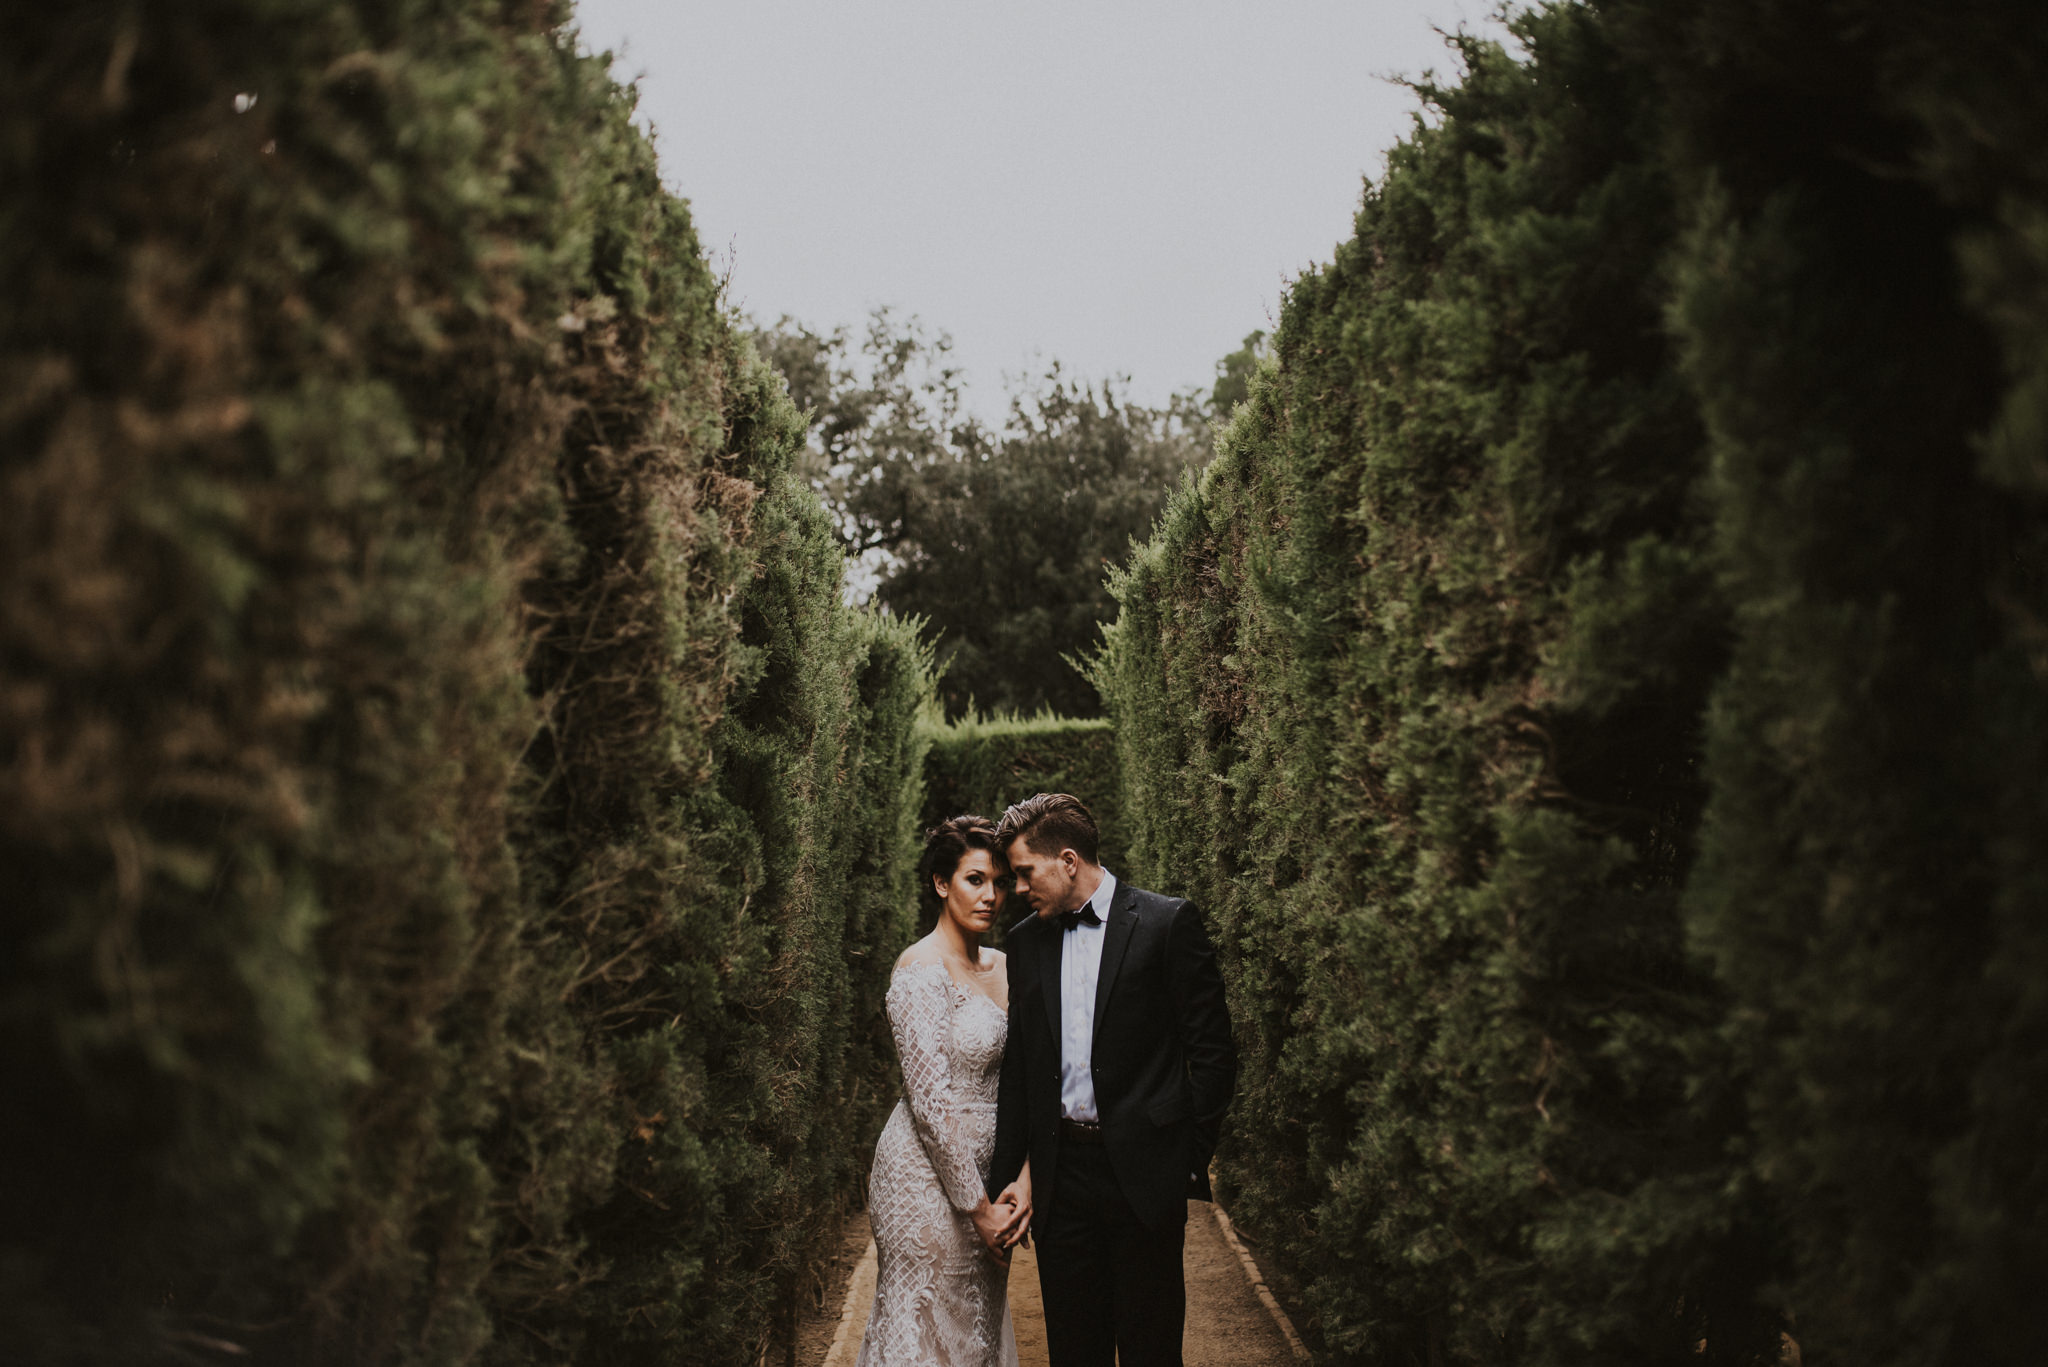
(887, 962, 986, 1212)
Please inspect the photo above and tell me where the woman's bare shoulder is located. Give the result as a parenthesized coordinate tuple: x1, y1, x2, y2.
(894, 936, 943, 972)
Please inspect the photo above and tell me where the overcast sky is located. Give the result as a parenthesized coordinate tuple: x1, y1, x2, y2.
(572, 0, 1511, 418)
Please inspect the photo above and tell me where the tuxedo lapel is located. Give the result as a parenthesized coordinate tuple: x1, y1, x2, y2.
(1035, 914, 1062, 1050)
(1091, 882, 1138, 1046)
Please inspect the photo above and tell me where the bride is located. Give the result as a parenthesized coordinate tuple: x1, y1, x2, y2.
(855, 816, 1032, 1367)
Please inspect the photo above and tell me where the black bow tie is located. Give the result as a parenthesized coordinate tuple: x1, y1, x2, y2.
(1057, 905, 1103, 933)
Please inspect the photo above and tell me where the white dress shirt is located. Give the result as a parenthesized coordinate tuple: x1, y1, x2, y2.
(1058, 867, 1118, 1122)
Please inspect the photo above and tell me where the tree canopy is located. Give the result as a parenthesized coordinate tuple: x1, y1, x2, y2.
(755, 312, 1214, 717)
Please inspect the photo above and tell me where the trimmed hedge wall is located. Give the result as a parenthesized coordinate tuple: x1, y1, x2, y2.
(920, 714, 1126, 891)
(0, 4, 927, 1365)
(1100, 12, 1757, 1361)
(1097, 4, 2048, 1365)
(1627, 0, 2048, 1359)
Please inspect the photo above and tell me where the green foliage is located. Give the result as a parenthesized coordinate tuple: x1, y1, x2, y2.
(756, 312, 1208, 718)
(1102, 3, 2048, 1365)
(0, 4, 928, 1365)
(920, 713, 1126, 900)
(901, 379, 1204, 719)
(753, 310, 983, 584)
(1207, 330, 1270, 418)
(1099, 9, 1769, 1363)
(1605, 0, 2048, 1359)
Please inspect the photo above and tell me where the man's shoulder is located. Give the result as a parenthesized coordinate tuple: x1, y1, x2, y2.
(1005, 908, 1047, 944)
(1116, 881, 1193, 920)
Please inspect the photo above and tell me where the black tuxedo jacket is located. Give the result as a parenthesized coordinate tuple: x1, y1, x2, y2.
(986, 880, 1236, 1231)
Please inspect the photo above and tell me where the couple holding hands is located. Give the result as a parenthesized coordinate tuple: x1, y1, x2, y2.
(854, 794, 1237, 1367)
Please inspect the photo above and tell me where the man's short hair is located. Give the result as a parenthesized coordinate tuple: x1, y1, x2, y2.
(996, 792, 1100, 865)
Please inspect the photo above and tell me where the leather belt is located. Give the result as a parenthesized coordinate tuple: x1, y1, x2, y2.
(1059, 1117, 1103, 1146)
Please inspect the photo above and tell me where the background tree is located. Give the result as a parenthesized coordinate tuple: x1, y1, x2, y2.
(752, 311, 988, 600)
(756, 313, 1211, 717)
(1208, 329, 1271, 416)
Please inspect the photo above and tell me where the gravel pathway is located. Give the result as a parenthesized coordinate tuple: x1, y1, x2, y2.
(820, 1202, 1306, 1367)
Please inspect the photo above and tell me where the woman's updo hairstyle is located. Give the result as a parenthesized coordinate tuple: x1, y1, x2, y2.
(917, 815, 1004, 932)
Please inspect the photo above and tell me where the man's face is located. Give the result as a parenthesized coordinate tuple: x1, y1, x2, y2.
(1003, 837, 1079, 918)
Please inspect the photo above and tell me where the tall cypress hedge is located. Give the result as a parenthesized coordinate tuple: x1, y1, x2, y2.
(1608, 0, 2048, 1359)
(0, 4, 927, 1364)
(1100, 3, 2048, 1365)
(1100, 10, 1768, 1361)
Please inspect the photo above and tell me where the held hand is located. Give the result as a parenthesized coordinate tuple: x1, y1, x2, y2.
(991, 1189, 1031, 1249)
(969, 1197, 1014, 1266)
(995, 1163, 1034, 1248)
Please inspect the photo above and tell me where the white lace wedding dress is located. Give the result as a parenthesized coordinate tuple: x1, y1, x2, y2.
(854, 959, 1019, 1367)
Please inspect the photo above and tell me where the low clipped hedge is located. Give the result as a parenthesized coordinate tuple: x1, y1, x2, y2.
(0, 4, 926, 1364)
(1097, 4, 2048, 1365)
(920, 714, 1126, 895)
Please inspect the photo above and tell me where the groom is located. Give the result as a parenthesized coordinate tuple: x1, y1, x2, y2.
(985, 793, 1236, 1367)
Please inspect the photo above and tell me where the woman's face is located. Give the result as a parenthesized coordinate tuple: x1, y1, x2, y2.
(935, 848, 1006, 938)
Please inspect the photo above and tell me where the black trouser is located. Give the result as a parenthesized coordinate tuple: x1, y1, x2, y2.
(1037, 1142, 1186, 1367)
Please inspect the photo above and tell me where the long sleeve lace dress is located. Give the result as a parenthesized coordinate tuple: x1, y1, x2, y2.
(854, 959, 1018, 1367)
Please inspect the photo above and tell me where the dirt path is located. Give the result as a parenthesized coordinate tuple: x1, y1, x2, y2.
(818, 1202, 1306, 1367)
